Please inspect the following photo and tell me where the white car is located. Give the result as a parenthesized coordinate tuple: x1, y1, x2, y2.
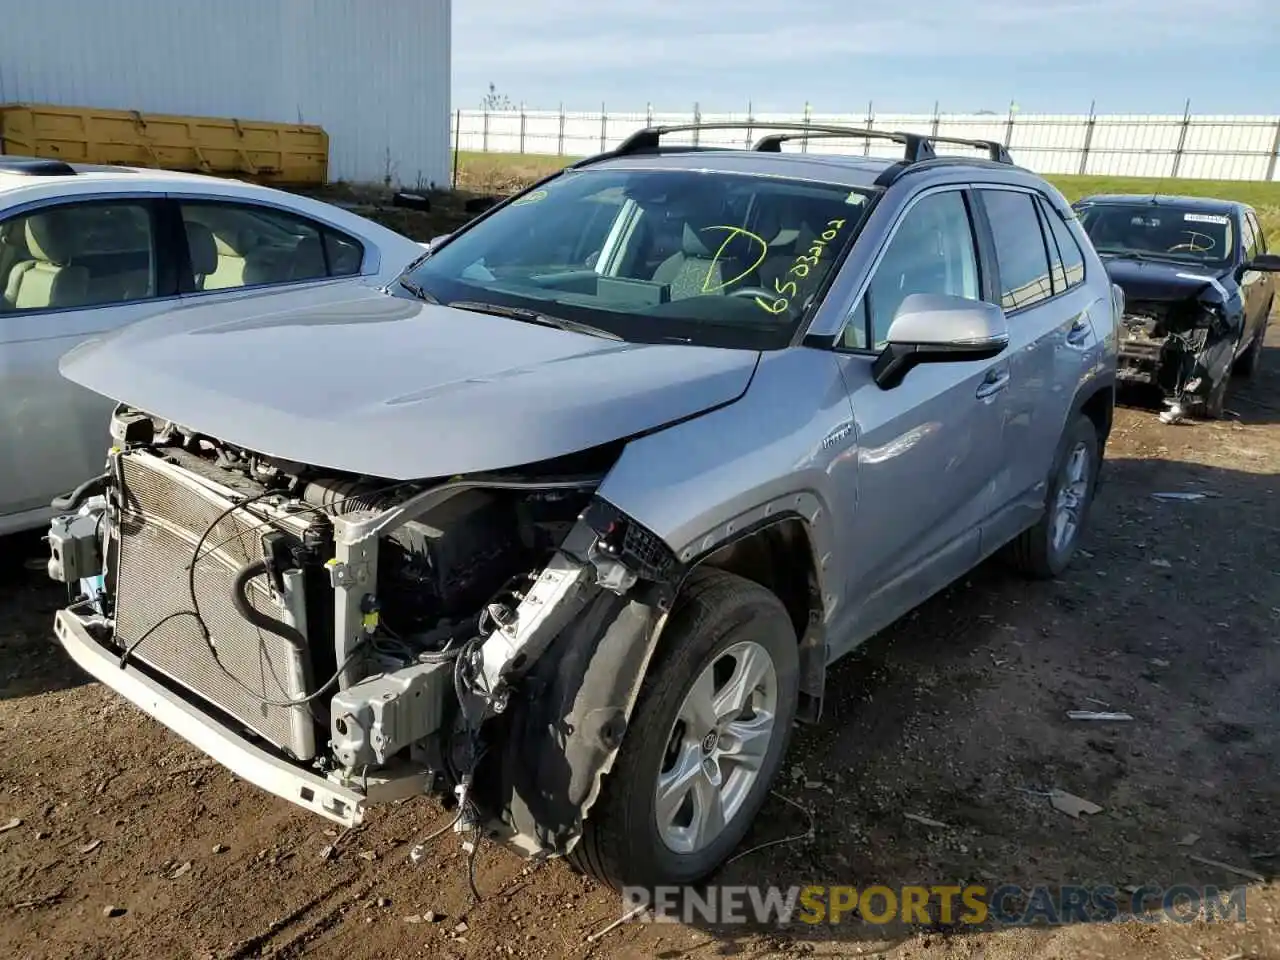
(0, 155, 426, 537)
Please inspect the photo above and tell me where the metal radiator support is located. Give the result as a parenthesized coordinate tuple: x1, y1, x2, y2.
(111, 452, 319, 759)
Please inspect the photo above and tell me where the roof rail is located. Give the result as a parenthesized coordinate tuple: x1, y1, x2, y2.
(0, 156, 78, 176)
(607, 122, 1012, 166)
(754, 127, 1013, 165)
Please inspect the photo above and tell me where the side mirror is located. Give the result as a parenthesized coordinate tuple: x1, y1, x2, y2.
(425, 233, 450, 251)
(1243, 252, 1280, 273)
(872, 293, 1010, 390)
(464, 195, 501, 214)
(392, 191, 432, 212)
(1111, 282, 1126, 322)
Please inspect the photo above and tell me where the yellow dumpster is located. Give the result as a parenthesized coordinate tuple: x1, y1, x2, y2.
(0, 103, 328, 185)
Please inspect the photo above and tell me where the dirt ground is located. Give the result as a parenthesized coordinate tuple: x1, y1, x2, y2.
(291, 184, 488, 244)
(1, 323, 1278, 959)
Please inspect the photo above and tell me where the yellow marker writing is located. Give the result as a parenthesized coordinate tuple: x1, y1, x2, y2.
(698, 225, 769, 293)
(751, 217, 849, 315)
(511, 189, 548, 206)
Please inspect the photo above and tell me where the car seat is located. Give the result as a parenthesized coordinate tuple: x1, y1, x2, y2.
(3, 212, 90, 310)
(184, 221, 219, 289)
(652, 223, 757, 299)
(288, 235, 328, 281)
(203, 228, 250, 289)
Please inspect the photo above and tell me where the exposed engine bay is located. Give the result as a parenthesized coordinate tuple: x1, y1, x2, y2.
(1116, 293, 1239, 419)
(48, 404, 676, 854)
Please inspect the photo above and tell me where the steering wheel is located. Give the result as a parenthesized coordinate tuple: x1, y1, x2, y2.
(728, 286, 787, 302)
(1167, 231, 1214, 254)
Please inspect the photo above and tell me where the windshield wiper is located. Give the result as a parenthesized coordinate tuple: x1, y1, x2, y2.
(1097, 249, 1153, 260)
(397, 276, 440, 303)
(446, 300, 622, 340)
(1097, 249, 1200, 264)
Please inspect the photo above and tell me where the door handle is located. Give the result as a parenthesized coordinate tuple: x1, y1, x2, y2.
(1066, 317, 1091, 346)
(975, 368, 1010, 399)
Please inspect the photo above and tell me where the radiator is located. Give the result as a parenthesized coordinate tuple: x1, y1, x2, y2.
(112, 452, 318, 759)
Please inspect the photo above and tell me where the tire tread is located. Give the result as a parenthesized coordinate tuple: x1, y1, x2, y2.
(1234, 307, 1268, 379)
(1007, 414, 1101, 580)
(569, 568, 797, 889)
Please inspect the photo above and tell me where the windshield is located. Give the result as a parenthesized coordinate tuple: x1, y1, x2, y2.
(1075, 201, 1236, 265)
(401, 167, 877, 349)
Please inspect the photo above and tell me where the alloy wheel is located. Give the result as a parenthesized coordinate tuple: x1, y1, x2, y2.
(654, 640, 779, 855)
(1051, 441, 1092, 554)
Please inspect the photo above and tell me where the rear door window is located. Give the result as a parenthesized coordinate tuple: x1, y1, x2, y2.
(177, 201, 365, 292)
(978, 189, 1054, 312)
(1037, 197, 1086, 293)
(324, 231, 364, 276)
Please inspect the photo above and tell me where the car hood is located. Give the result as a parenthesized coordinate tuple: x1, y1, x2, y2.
(1102, 257, 1232, 304)
(58, 285, 761, 479)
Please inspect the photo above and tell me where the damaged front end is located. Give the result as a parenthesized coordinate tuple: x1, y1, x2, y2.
(48, 406, 679, 859)
(1116, 287, 1239, 420)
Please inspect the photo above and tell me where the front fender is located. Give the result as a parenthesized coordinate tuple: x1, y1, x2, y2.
(494, 584, 666, 855)
(593, 347, 855, 610)
(486, 348, 856, 852)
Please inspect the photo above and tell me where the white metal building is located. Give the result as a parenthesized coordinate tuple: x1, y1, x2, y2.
(0, 0, 452, 187)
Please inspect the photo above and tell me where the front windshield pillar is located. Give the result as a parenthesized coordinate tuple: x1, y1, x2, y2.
(595, 198, 643, 276)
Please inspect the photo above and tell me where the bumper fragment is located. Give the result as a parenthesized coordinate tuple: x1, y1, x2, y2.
(54, 608, 366, 827)
(1116, 336, 1164, 384)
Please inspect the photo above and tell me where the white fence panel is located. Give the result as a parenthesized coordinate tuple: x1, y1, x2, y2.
(451, 106, 1280, 183)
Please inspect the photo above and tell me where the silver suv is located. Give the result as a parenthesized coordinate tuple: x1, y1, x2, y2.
(46, 123, 1119, 892)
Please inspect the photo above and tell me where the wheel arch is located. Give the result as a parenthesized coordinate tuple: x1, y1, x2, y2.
(487, 505, 829, 859)
(1077, 378, 1115, 449)
(692, 515, 827, 723)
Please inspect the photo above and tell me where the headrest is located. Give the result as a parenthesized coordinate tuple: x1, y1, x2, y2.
(753, 206, 786, 246)
(681, 223, 760, 262)
(292, 235, 326, 273)
(184, 221, 218, 276)
(212, 230, 241, 257)
(794, 221, 818, 250)
(208, 225, 263, 256)
(681, 223, 712, 257)
(25, 211, 77, 265)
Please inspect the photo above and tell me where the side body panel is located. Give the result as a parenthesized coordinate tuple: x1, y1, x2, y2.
(0, 175, 424, 532)
(1240, 209, 1275, 351)
(829, 352, 1003, 656)
(599, 165, 1119, 671)
(0, 300, 175, 526)
(595, 346, 860, 644)
(971, 185, 1114, 548)
(0, 190, 175, 526)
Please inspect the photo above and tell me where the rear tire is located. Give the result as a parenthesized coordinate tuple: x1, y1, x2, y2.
(1007, 414, 1101, 580)
(569, 568, 799, 891)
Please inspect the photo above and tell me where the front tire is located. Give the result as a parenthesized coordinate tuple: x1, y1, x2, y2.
(1191, 360, 1232, 420)
(570, 568, 799, 891)
(1234, 313, 1268, 379)
(1006, 414, 1101, 579)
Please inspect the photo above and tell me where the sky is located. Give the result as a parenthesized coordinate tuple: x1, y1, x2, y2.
(452, 0, 1280, 116)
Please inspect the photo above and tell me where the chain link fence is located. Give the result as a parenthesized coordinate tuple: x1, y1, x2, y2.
(451, 102, 1280, 183)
